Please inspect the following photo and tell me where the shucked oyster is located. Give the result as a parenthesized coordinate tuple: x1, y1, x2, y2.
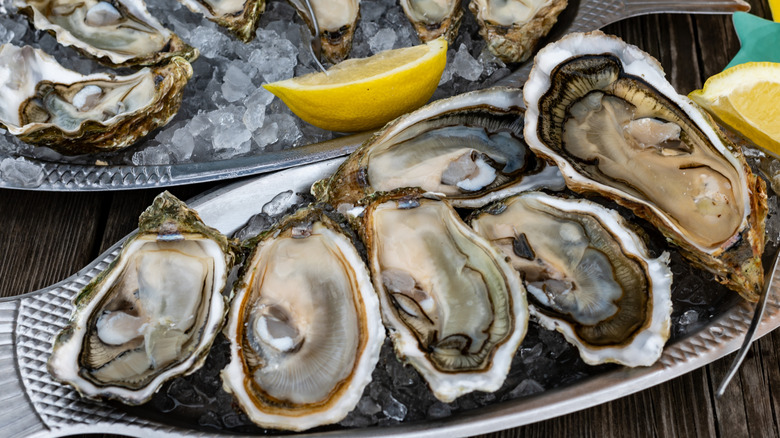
(471, 192, 673, 366)
(177, 0, 265, 42)
(0, 44, 192, 155)
(15, 0, 197, 67)
(288, 0, 360, 64)
(523, 31, 767, 301)
(48, 192, 236, 405)
(400, 0, 463, 44)
(360, 190, 528, 402)
(222, 205, 383, 431)
(314, 87, 564, 210)
(469, 0, 568, 63)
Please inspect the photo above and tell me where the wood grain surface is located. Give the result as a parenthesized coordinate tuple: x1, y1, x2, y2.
(1, 1, 778, 437)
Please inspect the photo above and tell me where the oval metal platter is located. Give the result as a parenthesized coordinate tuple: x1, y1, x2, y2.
(1, 157, 779, 438)
(0, 0, 749, 191)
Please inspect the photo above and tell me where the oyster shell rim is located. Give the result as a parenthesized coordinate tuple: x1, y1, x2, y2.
(360, 189, 529, 403)
(313, 86, 565, 210)
(14, 0, 199, 68)
(522, 30, 767, 301)
(46, 192, 236, 405)
(220, 204, 385, 431)
(471, 191, 674, 367)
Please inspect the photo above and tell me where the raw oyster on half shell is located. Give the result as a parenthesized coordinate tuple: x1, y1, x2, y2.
(469, 0, 568, 63)
(0, 44, 192, 155)
(360, 189, 528, 402)
(471, 192, 673, 366)
(400, 0, 463, 44)
(288, 0, 360, 64)
(15, 0, 197, 67)
(221, 205, 383, 431)
(177, 0, 266, 42)
(48, 192, 236, 405)
(523, 31, 767, 302)
(314, 87, 565, 211)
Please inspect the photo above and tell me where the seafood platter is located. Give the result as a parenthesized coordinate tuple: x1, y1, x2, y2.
(2, 0, 780, 437)
(0, 0, 752, 190)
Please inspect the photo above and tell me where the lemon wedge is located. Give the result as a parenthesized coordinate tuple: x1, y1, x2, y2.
(263, 38, 447, 132)
(689, 62, 780, 156)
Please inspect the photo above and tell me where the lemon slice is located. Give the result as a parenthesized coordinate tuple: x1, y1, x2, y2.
(264, 38, 447, 132)
(689, 62, 780, 156)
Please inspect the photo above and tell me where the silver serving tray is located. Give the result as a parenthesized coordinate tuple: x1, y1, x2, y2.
(2, 158, 779, 437)
(0, 0, 749, 191)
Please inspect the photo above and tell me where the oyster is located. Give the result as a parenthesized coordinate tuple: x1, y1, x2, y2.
(0, 44, 192, 155)
(288, 0, 360, 64)
(523, 31, 767, 301)
(360, 190, 528, 402)
(469, 0, 568, 63)
(400, 0, 463, 44)
(471, 192, 673, 366)
(48, 192, 236, 405)
(177, 0, 265, 42)
(15, 0, 197, 67)
(314, 87, 565, 210)
(221, 205, 383, 431)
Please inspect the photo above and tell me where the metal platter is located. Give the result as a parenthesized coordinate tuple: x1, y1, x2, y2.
(0, 0, 749, 191)
(1, 158, 778, 438)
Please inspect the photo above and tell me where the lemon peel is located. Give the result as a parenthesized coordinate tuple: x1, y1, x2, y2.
(263, 38, 447, 132)
(689, 62, 780, 156)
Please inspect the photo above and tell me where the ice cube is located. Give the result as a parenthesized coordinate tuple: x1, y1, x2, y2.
(507, 379, 545, 398)
(0, 157, 45, 188)
(369, 28, 397, 54)
(221, 63, 255, 103)
(453, 43, 483, 81)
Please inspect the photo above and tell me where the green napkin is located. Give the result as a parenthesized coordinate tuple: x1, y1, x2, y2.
(726, 12, 780, 69)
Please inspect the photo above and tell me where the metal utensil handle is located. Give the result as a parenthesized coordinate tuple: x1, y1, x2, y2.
(716, 245, 780, 397)
(301, 0, 327, 72)
(624, 0, 750, 16)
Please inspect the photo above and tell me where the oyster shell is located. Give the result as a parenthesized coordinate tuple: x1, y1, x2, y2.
(15, 0, 197, 67)
(360, 190, 528, 402)
(48, 192, 236, 405)
(523, 31, 767, 301)
(469, 0, 568, 63)
(288, 0, 360, 64)
(400, 0, 463, 44)
(177, 0, 265, 42)
(221, 205, 383, 431)
(0, 44, 192, 155)
(471, 192, 673, 366)
(314, 87, 565, 210)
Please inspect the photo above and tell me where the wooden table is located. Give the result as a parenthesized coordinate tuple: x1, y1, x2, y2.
(1, 1, 778, 436)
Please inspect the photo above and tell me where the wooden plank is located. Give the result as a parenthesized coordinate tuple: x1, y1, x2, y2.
(0, 190, 107, 298)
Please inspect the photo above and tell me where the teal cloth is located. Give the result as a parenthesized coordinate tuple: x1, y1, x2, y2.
(726, 12, 780, 69)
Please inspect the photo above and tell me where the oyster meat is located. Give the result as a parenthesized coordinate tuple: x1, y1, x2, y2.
(221, 206, 384, 431)
(177, 0, 265, 42)
(15, 0, 197, 67)
(523, 31, 767, 301)
(469, 0, 568, 63)
(288, 0, 360, 64)
(0, 44, 192, 155)
(471, 192, 673, 366)
(360, 190, 528, 402)
(48, 192, 236, 405)
(314, 87, 564, 210)
(400, 0, 463, 43)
